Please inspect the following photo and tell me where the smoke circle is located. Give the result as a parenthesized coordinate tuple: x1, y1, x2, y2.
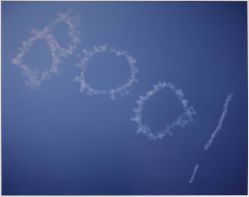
(12, 10, 80, 88)
(74, 44, 139, 99)
(12, 31, 62, 88)
(130, 81, 197, 140)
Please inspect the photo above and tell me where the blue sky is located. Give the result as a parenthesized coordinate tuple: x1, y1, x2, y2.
(2, 2, 247, 195)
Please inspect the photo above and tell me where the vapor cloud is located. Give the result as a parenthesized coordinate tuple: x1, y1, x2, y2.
(130, 81, 196, 140)
(12, 10, 80, 88)
(74, 44, 139, 99)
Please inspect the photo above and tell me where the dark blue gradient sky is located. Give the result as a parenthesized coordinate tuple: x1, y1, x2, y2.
(2, 2, 247, 195)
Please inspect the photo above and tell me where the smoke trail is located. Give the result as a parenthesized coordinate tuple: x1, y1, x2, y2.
(188, 163, 199, 184)
(12, 10, 80, 88)
(204, 92, 234, 151)
(130, 81, 196, 140)
(74, 44, 139, 100)
(47, 10, 81, 56)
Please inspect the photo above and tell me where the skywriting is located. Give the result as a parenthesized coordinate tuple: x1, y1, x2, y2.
(3, 2, 247, 195)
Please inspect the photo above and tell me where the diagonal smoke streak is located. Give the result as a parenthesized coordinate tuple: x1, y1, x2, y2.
(74, 44, 139, 100)
(12, 10, 80, 88)
(130, 81, 196, 140)
(187, 92, 234, 184)
(204, 92, 234, 151)
(188, 163, 199, 184)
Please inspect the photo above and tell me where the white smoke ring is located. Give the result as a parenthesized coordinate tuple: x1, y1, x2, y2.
(130, 81, 197, 140)
(12, 31, 62, 88)
(12, 10, 80, 88)
(74, 44, 139, 99)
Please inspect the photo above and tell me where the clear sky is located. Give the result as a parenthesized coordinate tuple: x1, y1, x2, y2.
(2, 2, 247, 195)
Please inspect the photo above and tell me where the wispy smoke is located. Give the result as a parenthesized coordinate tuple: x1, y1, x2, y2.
(204, 92, 234, 151)
(188, 163, 199, 184)
(130, 81, 196, 140)
(74, 44, 139, 99)
(12, 10, 80, 88)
